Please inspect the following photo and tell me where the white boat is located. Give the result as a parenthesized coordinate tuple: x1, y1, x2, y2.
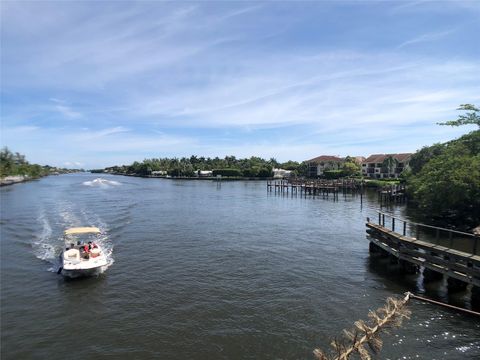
(83, 178, 121, 187)
(91, 178, 110, 185)
(59, 227, 108, 277)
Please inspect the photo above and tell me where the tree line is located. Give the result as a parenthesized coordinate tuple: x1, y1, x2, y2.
(0, 147, 75, 179)
(405, 104, 480, 228)
(100, 156, 308, 178)
(99, 155, 365, 179)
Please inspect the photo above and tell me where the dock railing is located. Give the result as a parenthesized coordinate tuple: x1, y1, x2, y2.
(370, 212, 480, 256)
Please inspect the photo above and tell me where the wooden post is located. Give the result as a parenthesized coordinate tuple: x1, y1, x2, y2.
(472, 286, 480, 308)
(403, 221, 407, 236)
(399, 259, 418, 274)
(447, 277, 468, 293)
(369, 242, 380, 253)
(423, 268, 443, 283)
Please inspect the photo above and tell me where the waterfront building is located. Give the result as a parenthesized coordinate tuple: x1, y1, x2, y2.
(273, 168, 293, 179)
(361, 153, 412, 179)
(306, 155, 344, 177)
(196, 170, 213, 177)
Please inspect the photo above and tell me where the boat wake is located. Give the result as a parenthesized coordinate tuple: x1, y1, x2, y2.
(34, 207, 114, 275)
(33, 212, 58, 262)
(82, 178, 121, 187)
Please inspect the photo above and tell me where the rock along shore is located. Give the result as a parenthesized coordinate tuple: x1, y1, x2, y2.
(0, 175, 30, 186)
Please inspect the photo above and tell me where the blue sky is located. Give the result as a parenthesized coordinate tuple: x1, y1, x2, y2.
(1, 1, 479, 168)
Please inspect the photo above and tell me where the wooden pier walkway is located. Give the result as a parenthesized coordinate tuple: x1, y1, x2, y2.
(366, 212, 480, 298)
(267, 179, 363, 198)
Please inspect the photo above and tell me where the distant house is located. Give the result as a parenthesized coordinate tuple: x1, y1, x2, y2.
(151, 170, 167, 176)
(273, 168, 292, 179)
(197, 170, 213, 177)
(361, 153, 412, 179)
(306, 155, 344, 177)
(353, 156, 366, 165)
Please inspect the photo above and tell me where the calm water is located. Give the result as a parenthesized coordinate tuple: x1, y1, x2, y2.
(1, 174, 479, 359)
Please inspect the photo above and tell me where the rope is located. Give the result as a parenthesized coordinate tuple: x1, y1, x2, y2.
(313, 293, 411, 360)
(406, 292, 480, 317)
(336, 293, 410, 360)
(313, 291, 480, 360)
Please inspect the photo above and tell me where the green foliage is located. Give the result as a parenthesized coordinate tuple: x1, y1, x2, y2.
(299, 161, 309, 177)
(256, 167, 273, 178)
(212, 168, 243, 177)
(364, 179, 401, 188)
(438, 104, 480, 128)
(407, 130, 480, 227)
(342, 159, 361, 177)
(408, 143, 445, 175)
(108, 155, 280, 178)
(323, 170, 344, 179)
(381, 156, 398, 174)
(409, 154, 480, 226)
(280, 160, 300, 170)
(0, 147, 49, 178)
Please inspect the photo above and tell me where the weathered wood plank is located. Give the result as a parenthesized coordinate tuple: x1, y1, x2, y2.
(367, 222, 480, 287)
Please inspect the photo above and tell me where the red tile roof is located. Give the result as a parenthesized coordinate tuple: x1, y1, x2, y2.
(307, 155, 344, 163)
(363, 153, 413, 163)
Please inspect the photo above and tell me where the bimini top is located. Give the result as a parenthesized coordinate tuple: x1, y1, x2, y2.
(64, 227, 101, 236)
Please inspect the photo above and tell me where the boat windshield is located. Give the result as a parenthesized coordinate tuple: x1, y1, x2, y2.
(64, 228, 101, 246)
(64, 227, 101, 236)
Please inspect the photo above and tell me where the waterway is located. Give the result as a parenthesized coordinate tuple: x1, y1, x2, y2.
(1, 174, 479, 359)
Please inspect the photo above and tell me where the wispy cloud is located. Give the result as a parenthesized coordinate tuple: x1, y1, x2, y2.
(397, 29, 455, 49)
(75, 127, 131, 141)
(64, 161, 84, 168)
(1, 124, 197, 168)
(50, 98, 82, 119)
(1, 2, 479, 167)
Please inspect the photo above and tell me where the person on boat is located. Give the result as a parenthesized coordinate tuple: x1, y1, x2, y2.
(88, 241, 98, 250)
(83, 244, 90, 259)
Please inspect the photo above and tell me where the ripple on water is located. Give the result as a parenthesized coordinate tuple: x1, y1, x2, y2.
(1, 175, 480, 360)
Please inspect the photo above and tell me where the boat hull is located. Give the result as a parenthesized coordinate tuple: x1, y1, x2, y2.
(61, 265, 106, 278)
(61, 247, 108, 278)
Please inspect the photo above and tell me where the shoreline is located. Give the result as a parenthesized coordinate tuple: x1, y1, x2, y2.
(102, 172, 274, 181)
(102, 172, 401, 187)
(0, 175, 33, 187)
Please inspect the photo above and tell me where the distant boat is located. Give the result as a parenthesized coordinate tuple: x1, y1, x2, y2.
(59, 227, 108, 278)
(82, 178, 120, 186)
(92, 178, 110, 185)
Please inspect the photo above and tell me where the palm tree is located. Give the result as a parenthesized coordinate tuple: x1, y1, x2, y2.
(381, 156, 398, 177)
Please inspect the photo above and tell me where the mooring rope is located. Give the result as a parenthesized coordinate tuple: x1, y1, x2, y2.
(313, 291, 480, 360)
(313, 293, 411, 360)
(406, 292, 480, 317)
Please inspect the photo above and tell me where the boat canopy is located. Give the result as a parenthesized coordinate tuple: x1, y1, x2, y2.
(64, 227, 101, 236)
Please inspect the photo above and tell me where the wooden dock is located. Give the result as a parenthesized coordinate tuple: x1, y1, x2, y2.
(267, 179, 363, 199)
(366, 212, 480, 300)
(378, 184, 407, 204)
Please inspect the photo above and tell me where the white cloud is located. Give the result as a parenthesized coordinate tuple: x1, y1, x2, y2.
(1, 125, 197, 167)
(74, 127, 131, 140)
(53, 104, 82, 119)
(397, 29, 455, 49)
(64, 161, 84, 168)
(131, 55, 480, 133)
(2, 2, 479, 167)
